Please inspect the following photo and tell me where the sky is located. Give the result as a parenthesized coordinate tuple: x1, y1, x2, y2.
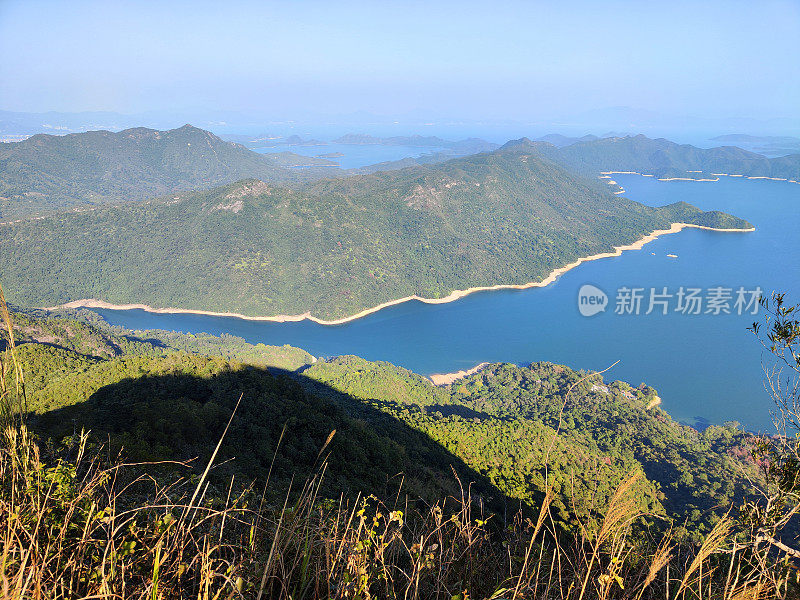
(0, 0, 798, 123)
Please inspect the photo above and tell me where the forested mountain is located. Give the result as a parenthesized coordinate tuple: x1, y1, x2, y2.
(359, 133, 800, 180)
(0, 145, 750, 319)
(3, 124, 796, 224)
(0, 124, 338, 218)
(9, 309, 759, 536)
(536, 134, 800, 180)
(303, 356, 756, 536)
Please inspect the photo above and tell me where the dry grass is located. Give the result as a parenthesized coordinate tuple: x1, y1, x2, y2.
(0, 419, 794, 599)
(0, 293, 797, 599)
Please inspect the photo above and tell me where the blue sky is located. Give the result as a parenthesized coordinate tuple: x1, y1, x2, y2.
(1, 0, 798, 121)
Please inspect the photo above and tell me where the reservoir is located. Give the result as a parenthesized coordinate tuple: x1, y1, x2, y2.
(94, 175, 800, 431)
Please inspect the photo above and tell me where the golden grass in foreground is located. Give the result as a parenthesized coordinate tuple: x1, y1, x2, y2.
(1, 425, 794, 599)
(0, 295, 797, 599)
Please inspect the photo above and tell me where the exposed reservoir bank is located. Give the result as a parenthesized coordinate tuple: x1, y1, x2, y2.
(53, 222, 754, 325)
(89, 176, 799, 431)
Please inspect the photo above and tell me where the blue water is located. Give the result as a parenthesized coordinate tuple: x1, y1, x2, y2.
(94, 176, 800, 431)
(253, 143, 447, 169)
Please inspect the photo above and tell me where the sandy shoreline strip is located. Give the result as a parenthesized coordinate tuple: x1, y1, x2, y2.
(658, 177, 719, 182)
(47, 222, 754, 326)
(428, 362, 490, 386)
(603, 171, 799, 184)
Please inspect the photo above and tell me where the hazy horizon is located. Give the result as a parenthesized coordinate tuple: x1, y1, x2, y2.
(1, 0, 798, 128)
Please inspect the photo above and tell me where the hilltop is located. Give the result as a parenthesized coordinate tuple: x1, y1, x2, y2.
(0, 145, 751, 320)
(0, 124, 339, 218)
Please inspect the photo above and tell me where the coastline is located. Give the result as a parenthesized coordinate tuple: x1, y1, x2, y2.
(47, 221, 754, 327)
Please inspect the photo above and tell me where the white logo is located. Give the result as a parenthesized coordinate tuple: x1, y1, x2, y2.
(578, 284, 608, 317)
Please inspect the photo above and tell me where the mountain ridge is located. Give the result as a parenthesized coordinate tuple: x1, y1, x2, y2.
(547, 134, 800, 180)
(0, 124, 341, 218)
(0, 145, 751, 320)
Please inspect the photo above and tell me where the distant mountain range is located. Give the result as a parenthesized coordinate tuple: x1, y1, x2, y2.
(535, 133, 600, 147)
(3, 106, 798, 140)
(511, 134, 800, 181)
(709, 134, 800, 158)
(0, 141, 749, 320)
(3, 123, 796, 223)
(0, 125, 339, 218)
(358, 133, 800, 181)
(0, 126, 502, 218)
(710, 134, 800, 144)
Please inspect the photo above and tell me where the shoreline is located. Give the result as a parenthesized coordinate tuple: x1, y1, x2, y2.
(47, 221, 754, 326)
(601, 171, 799, 185)
(428, 362, 490, 386)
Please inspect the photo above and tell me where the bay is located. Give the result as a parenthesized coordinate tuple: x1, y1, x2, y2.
(94, 175, 800, 431)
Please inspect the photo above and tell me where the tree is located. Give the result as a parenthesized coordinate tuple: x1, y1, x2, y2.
(741, 292, 800, 582)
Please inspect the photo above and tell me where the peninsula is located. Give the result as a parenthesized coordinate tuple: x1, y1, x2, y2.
(3, 137, 754, 321)
(48, 221, 754, 325)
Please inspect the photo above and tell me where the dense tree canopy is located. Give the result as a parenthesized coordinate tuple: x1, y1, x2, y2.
(8, 310, 760, 538)
(1, 146, 751, 319)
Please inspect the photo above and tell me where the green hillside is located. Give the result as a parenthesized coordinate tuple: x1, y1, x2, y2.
(0, 124, 338, 218)
(302, 356, 756, 535)
(0, 146, 751, 320)
(6, 307, 791, 599)
(11, 307, 316, 369)
(9, 310, 758, 535)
